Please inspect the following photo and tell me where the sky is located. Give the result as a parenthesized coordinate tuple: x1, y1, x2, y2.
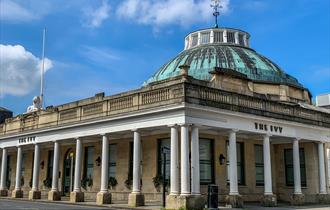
(0, 0, 329, 115)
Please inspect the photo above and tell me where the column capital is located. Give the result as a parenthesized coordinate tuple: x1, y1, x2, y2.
(168, 124, 178, 128)
(263, 133, 272, 138)
(178, 123, 191, 127)
(100, 133, 110, 138)
(131, 128, 140, 132)
(229, 129, 239, 134)
(293, 138, 301, 142)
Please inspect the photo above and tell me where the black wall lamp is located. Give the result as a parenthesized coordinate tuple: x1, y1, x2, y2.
(95, 156, 101, 166)
(40, 161, 45, 169)
(219, 154, 226, 165)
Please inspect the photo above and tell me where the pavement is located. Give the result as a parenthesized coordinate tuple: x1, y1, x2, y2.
(0, 198, 329, 210)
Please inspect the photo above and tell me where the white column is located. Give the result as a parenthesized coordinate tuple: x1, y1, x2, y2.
(191, 126, 200, 195)
(318, 142, 327, 194)
(132, 130, 142, 193)
(210, 30, 214, 43)
(197, 32, 201, 46)
(51, 141, 60, 191)
(293, 139, 302, 194)
(169, 125, 179, 195)
(180, 124, 190, 195)
(31, 144, 40, 191)
(14, 146, 22, 190)
(0, 148, 8, 190)
(100, 134, 109, 193)
(73, 138, 83, 192)
(263, 135, 273, 195)
(229, 130, 239, 195)
(223, 30, 228, 43)
(234, 32, 239, 44)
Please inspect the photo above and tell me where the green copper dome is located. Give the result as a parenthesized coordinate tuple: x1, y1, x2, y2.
(144, 43, 302, 87)
(144, 28, 303, 88)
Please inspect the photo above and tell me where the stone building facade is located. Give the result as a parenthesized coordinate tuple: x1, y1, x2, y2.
(0, 27, 329, 210)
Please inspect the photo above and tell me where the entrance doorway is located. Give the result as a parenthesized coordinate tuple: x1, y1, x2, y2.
(63, 149, 75, 196)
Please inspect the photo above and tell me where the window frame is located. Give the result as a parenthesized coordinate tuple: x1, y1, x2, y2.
(284, 148, 307, 187)
(227, 141, 245, 185)
(199, 138, 215, 185)
(83, 146, 94, 179)
(108, 144, 117, 179)
(254, 144, 264, 186)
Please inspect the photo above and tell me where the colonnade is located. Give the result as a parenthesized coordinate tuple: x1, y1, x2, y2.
(0, 126, 328, 207)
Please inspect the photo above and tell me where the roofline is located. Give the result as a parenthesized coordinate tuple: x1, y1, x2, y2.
(184, 27, 251, 39)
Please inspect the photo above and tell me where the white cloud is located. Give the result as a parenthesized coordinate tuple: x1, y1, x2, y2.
(0, 0, 53, 22)
(80, 45, 120, 64)
(0, 44, 53, 97)
(116, 0, 230, 27)
(83, 0, 111, 28)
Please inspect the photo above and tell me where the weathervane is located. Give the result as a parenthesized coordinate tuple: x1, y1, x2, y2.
(210, 0, 222, 28)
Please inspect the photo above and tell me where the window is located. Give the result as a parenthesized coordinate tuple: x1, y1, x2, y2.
(284, 148, 306, 187)
(200, 139, 214, 184)
(6, 155, 11, 188)
(191, 35, 198, 47)
(109, 144, 117, 178)
(47, 150, 54, 180)
(327, 149, 330, 186)
(21, 153, 26, 178)
(84, 147, 94, 179)
(157, 138, 214, 184)
(227, 32, 235, 43)
(214, 31, 223, 43)
(158, 139, 170, 180)
(227, 142, 245, 185)
(239, 34, 244, 46)
(128, 142, 133, 180)
(200, 32, 210, 44)
(255, 145, 264, 186)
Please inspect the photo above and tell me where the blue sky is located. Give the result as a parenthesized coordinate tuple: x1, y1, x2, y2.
(0, 0, 329, 115)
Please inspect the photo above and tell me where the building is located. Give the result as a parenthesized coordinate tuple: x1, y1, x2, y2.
(0, 23, 330, 210)
(0, 107, 12, 124)
(316, 94, 330, 109)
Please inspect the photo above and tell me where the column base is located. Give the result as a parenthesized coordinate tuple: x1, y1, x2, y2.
(316, 194, 330, 204)
(48, 190, 61, 201)
(0, 189, 8, 197)
(167, 194, 206, 210)
(70, 191, 84, 202)
(225, 194, 244, 208)
(96, 191, 112, 205)
(261, 194, 277, 207)
(28, 190, 41, 200)
(11, 189, 23, 198)
(290, 193, 305, 205)
(128, 192, 145, 207)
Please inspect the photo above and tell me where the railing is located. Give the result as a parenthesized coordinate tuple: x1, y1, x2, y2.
(1, 78, 329, 136)
(185, 83, 330, 127)
(0, 82, 185, 136)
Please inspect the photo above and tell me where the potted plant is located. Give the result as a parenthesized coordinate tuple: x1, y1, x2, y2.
(43, 177, 52, 189)
(124, 176, 133, 190)
(81, 175, 93, 190)
(152, 174, 163, 192)
(108, 177, 118, 190)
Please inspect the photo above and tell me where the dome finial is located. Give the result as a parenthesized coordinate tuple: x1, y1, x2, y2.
(210, 0, 222, 28)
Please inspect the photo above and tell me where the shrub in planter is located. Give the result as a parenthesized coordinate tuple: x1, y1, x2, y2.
(124, 177, 132, 190)
(108, 177, 118, 190)
(152, 174, 163, 192)
(43, 178, 52, 189)
(81, 176, 93, 190)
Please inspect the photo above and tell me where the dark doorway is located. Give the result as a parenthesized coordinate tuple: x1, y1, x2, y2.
(62, 149, 75, 196)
